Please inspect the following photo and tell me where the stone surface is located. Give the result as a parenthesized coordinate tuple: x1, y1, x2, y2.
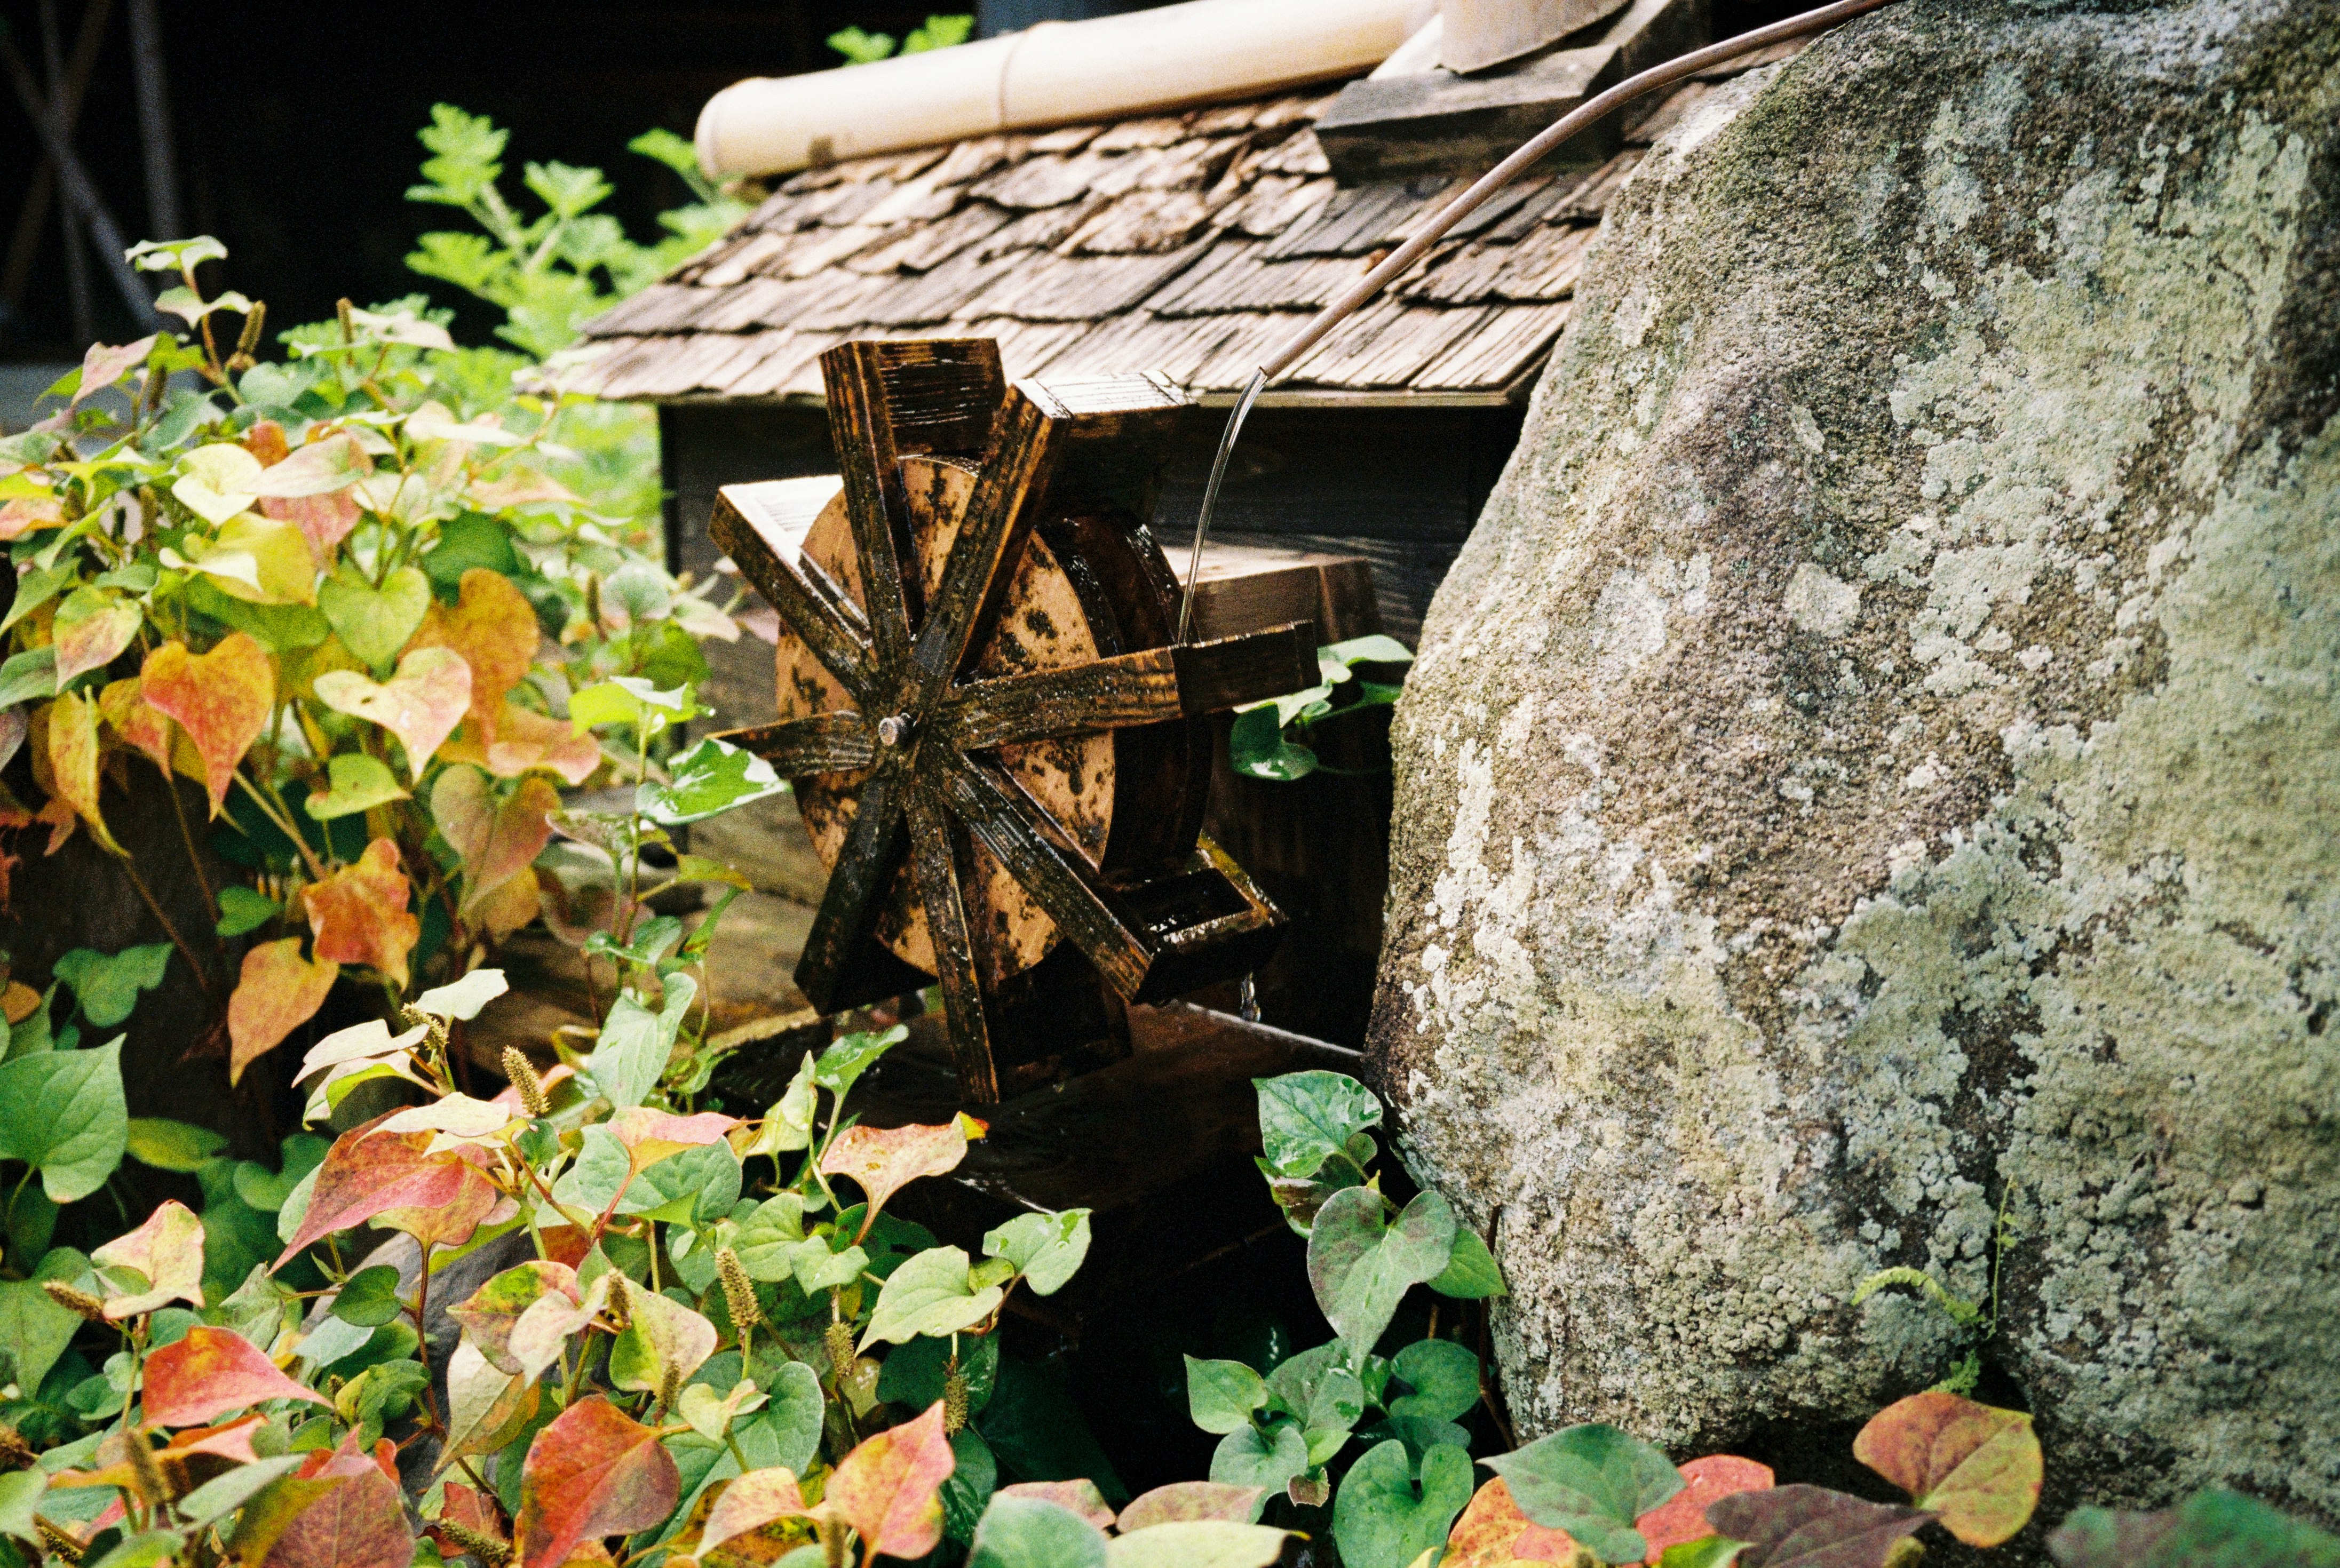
(1368, 0, 2340, 1532)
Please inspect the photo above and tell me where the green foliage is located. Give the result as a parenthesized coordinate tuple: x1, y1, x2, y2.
(1230, 635, 1413, 782)
(405, 104, 747, 359)
(1486, 1424, 1685, 1564)
(828, 14, 974, 65)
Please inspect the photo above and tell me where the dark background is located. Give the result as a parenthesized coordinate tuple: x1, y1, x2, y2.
(0, 0, 1811, 356)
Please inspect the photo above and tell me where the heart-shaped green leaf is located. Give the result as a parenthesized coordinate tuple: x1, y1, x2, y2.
(983, 1209, 1092, 1296)
(0, 1037, 127, 1201)
(1332, 1439, 1475, 1568)
(1386, 1338, 1480, 1422)
(1209, 1423, 1308, 1493)
(1184, 1356, 1269, 1435)
(329, 1264, 406, 1327)
(1427, 1226, 1505, 1299)
(863, 1246, 1003, 1348)
(320, 566, 433, 672)
(304, 753, 410, 820)
(1306, 1186, 1455, 1357)
(1485, 1423, 1685, 1564)
(1255, 1071, 1383, 1179)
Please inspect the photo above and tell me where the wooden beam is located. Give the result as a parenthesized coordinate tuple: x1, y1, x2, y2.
(938, 624, 1316, 752)
(709, 482, 878, 710)
(903, 785, 999, 1103)
(931, 749, 1152, 999)
(906, 386, 1061, 703)
(793, 765, 910, 1013)
(821, 343, 923, 674)
(714, 712, 876, 777)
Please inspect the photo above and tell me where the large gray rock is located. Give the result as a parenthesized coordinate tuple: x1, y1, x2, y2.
(1369, 0, 2340, 1528)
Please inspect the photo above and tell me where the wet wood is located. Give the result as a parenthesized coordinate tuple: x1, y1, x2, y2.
(709, 481, 877, 709)
(939, 624, 1316, 752)
(904, 786, 998, 1103)
(716, 712, 875, 776)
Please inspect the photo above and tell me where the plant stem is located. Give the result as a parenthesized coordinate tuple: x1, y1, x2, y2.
(117, 853, 215, 999)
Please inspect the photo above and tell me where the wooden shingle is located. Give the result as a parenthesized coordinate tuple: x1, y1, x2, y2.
(573, 57, 1773, 404)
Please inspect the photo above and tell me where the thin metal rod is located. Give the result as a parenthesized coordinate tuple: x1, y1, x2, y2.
(1261, 0, 1899, 381)
(1172, 0, 1902, 641)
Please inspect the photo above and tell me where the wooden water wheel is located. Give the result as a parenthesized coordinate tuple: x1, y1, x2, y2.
(708, 339, 1314, 1103)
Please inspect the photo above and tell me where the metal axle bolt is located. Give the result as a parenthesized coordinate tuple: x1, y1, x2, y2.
(876, 713, 914, 747)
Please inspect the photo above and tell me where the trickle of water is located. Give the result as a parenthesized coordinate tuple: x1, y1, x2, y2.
(1175, 367, 1270, 644)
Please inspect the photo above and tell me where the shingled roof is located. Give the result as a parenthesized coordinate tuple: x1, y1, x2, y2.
(567, 55, 1792, 408)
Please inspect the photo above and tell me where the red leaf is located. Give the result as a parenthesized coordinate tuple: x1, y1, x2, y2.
(516, 1396, 680, 1568)
(431, 767, 561, 910)
(699, 1467, 809, 1557)
(820, 1122, 971, 1223)
(1445, 1477, 1578, 1566)
(482, 701, 602, 786)
(1117, 1483, 1268, 1532)
(142, 1326, 331, 1428)
(1638, 1456, 1774, 1562)
(449, 1262, 581, 1376)
(228, 938, 340, 1084)
(823, 1402, 956, 1560)
(263, 1438, 414, 1568)
(1706, 1485, 1932, 1568)
(261, 490, 364, 564)
(409, 568, 541, 731)
(1853, 1392, 2040, 1548)
(140, 634, 275, 816)
(302, 838, 422, 988)
(275, 1117, 499, 1266)
(998, 1481, 1115, 1531)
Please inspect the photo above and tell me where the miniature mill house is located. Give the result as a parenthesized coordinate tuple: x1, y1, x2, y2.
(568, 0, 1779, 1043)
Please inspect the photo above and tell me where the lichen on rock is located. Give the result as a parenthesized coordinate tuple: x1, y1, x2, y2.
(1369, 0, 2340, 1534)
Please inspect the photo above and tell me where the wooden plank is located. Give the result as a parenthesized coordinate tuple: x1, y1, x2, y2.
(821, 339, 1007, 667)
(904, 786, 999, 1103)
(932, 750, 1153, 998)
(1170, 543, 1382, 644)
(905, 386, 1062, 699)
(715, 712, 876, 777)
(794, 764, 911, 1013)
(1313, 0, 1707, 181)
(708, 482, 878, 709)
(938, 624, 1315, 752)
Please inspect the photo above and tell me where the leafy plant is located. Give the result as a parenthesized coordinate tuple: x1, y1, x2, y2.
(1179, 1070, 1505, 1567)
(407, 106, 749, 360)
(0, 232, 750, 1096)
(1852, 1188, 2015, 1396)
(828, 15, 975, 66)
(0, 897, 1099, 1566)
(1229, 635, 1413, 782)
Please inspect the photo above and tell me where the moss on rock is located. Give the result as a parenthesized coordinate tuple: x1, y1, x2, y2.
(1369, 0, 2340, 1536)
